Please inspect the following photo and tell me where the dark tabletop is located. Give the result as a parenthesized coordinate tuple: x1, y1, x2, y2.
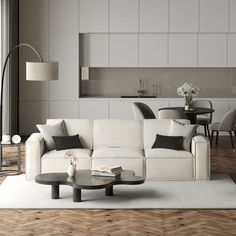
(35, 170, 145, 189)
(159, 107, 215, 115)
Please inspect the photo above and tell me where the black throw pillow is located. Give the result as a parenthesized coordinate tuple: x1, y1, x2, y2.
(151, 134, 184, 150)
(52, 134, 84, 151)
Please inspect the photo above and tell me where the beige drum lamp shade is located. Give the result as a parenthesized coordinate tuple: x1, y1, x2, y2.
(26, 62, 59, 81)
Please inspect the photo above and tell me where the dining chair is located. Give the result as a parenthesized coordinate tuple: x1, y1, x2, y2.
(131, 102, 156, 120)
(193, 100, 213, 137)
(158, 109, 187, 119)
(234, 123, 236, 140)
(210, 108, 236, 150)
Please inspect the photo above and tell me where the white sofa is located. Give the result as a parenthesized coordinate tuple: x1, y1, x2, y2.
(26, 119, 210, 181)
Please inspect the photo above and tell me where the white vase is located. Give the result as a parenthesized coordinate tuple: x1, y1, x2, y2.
(67, 164, 76, 177)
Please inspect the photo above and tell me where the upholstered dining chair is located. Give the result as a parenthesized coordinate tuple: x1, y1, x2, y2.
(131, 102, 156, 120)
(234, 123, 236, 139)
(158, 109, 187, 119)
(210, 108, 236, 150)
(193, 100, 213, 137)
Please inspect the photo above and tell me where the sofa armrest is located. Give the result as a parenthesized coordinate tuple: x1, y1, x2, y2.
(26, 133, 45, 181)
(191, 135, 210, 180)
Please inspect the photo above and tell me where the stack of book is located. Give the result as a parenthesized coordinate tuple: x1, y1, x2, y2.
(91, 165, 123, 177)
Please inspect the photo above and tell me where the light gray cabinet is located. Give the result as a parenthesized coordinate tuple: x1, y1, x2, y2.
(110, 34, 138, 67)
(228, 34, 236, 67)
(170, 0, 198, 32)
(109, 0, 139, 32)
(198, 34, 227, 67)
(139, 34, 168, 67)
(230, 0, 236, 32)
(78, 101, 109, 119)
(169, 34, 197, 67)
(79, 0, 108, 33)
(199, 0, 228, 32)
(109, 100, 168, 119)
(80, 34, 109, 67)
(78, 99, 236, 124)
(77, 0, 236, 68)
(109, 101, 134, 119)
(139, 0, 168, 33)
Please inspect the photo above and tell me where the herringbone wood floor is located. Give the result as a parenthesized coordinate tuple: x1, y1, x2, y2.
(0, 137, 236, 236)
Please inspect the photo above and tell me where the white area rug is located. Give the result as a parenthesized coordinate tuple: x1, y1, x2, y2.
(1, 174, 236, 209)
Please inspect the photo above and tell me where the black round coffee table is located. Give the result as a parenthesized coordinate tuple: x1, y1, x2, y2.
(35, 170, 145, 202)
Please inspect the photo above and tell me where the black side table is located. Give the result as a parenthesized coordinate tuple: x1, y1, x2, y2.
(0, 143, 21, 175)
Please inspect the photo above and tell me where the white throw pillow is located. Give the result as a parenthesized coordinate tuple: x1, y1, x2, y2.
(168, 120, 197, 151)
(37, 120, 67, 151)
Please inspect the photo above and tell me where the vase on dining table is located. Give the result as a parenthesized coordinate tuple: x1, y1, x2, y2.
(184, 95, 193, 111)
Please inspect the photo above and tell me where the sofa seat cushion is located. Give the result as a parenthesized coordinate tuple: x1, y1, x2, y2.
(42, 148, 91, 159)
(92, 148, 144, 159)
(145, 148, 193, 159)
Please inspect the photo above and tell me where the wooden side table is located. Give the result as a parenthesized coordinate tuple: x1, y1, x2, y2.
(0, 143, 21, 175)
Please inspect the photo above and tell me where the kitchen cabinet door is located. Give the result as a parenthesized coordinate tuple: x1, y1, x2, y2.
(169, 34, 197, 67)
(198, 34, 227, 67)
(139, 0, 168, 32)
(230, 0, 236, 32)
(78, 100, 109, 119)
(79, 0, 108, 33)
(139, 34, 168, 67)
(199, 0, 228, 32)
(110, 34, 138, 67)
(170, 0, 198, 32)
(80, 34, 109, 67)
(228, 34, 236, 67)
(109, 0, 139, 32)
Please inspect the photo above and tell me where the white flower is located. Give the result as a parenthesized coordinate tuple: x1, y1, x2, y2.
(64, 151, 77, 165)
(177, 82, 200, 97)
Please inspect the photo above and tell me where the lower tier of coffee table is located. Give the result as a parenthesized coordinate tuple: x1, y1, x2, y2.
(51, 185, 114, 202)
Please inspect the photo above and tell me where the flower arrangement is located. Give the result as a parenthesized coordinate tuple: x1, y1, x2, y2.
(177, 82, 200, 98)
(64, 150, 77, 165)
(177, 82, 200, 110)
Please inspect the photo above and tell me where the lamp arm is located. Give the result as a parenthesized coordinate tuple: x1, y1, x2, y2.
(0, 43, 44, 136)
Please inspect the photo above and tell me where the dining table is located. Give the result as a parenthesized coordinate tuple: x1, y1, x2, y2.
(158, 107, 215, 124)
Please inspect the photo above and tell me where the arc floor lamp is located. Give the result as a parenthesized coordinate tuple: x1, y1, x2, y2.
(0, 43, 58, 168)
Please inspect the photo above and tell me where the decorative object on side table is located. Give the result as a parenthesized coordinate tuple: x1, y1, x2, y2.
(1, 134, 11, 144)
(12, 135, 21, 144)
(177, 82, 200, 111)
(65, 151, 77, 177)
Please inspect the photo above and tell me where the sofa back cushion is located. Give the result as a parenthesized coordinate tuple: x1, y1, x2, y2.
(47, 119, 93, 149)
(144, 119, 190, 149)
(93, 119, 143, 149)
